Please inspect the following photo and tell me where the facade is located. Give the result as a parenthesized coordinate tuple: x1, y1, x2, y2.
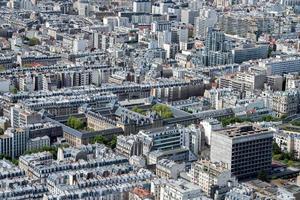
(26, 136, 50, 151)
(277, 185, 300, 200)
(259, 57, 300, 76)
(210, 124, 273, 180)
(160, 179, 203, 200)
(116, 134, 143, 158)
(200, 119, 222, 145)
(190, 159, 235, 198)
(0, 127, 29, 158)
(133, 0, 151, 13)
(272, 90, 300, 117)
(219, 72, 266, 92)
(139, 124, 201, 157)
(156, 159, 185, 179)
(232, 44, 269, 64)
(11, 104, 42, 128)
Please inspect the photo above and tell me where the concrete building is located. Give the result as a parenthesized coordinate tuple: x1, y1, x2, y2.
(277, 185, 300, 200)
(232, 44, 269, 64)
(266, 75, 283, 91)
(116, 134, 143, 158)
(190, 159, 236, 198)
(160, 179, 203, 200)
(210, 124, 273, 180)
(156, 159, 185, 179)
(219, 72, 266, 92)
(0, 127, 29, 158)
(272, 89, 300, 117)
(139, 124, 201, 158)
(133, 0, 151, 13)
(259, 57, 300, 76)
(286, 74, 300, 90)
(26, 135, 50, 151)
(11, 105, 42, 128)
(200, 119, 222, 145)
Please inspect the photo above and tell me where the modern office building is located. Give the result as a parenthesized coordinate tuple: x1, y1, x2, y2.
(210, 124, 273, 180)
(11, 104, 42, 128)
(133, 0, 151, 13)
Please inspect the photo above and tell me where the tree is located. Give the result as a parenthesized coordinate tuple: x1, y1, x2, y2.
(10, 87, 18, 94)
(0, 128, 4, 135)
(272, 142, 281, 155)
(220, 117, 243, 126)
(109, 135, 117, 149)
(29, 37, 40, 46)
(92, 135, 108, 145)
(67, 116, 85, 130)
(152, 104, 173, 119)
(291, 120, 300, 127)
(257, 170, 268, 182)
(280, 114, 287, 120)
(288, 160, 294, 167)
(132, 106, 146, 115)
(267, 47, 273, 58)
(262, 115, 280, 122)
(273, 154, 283, 160)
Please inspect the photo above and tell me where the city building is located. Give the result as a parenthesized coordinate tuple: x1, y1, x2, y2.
(210, 124, 273, 180)
(189, 159, 236, 198)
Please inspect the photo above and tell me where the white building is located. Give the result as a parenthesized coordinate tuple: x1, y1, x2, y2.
(133, 0, 151, 13)
(0, 128, 29, 158)
(200, 119, 222, 145)
(156, 159, 185, 179)
(73, 38, 87, 53)
(160, 179, 203, 200)
(189, 159, 235, 197)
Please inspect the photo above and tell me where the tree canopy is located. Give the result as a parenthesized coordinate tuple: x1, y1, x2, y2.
(67, 116, 85, 130)
(151, 104, 173, 119)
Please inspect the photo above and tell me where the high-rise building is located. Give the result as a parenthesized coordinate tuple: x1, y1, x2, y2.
(210, 124, 273, 180)
(133, 0, 151, 13)
(0, 127, 29, 158)
(11, 105, 42, 128)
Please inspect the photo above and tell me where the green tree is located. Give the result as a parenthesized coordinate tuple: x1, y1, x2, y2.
(262, 115, 280, 122)
(272, 142, 281, 155)
(288, 160, 294, 167)
(152, 104, 173, 119)
(29, 37, 40, 46)
(220, 117, 243, 126)
(92, 135, 108, 145)
(10, 87, 18, 94)
(273, 154, 283, 160)
(23, 146, 58, 159)
(257, 170, 268, 182)
(109, 135, 117, 149)
(0, 128, 4, 135)
(291, 120, 300, 127)
(132, 106, 146, 115)
(67, 116, 85, 130)
(267, 47, 273, 58)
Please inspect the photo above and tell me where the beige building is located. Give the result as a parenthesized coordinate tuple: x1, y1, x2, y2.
(189, 159, 234, 197)
(272, 90, 299, 117)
